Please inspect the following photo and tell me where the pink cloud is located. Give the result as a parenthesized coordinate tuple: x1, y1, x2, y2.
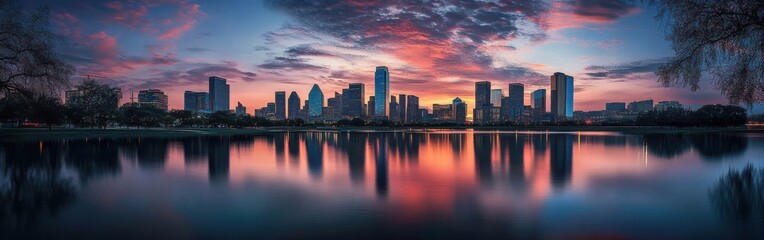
(544, 0, 640, 31)
(88, 31, 119, 63)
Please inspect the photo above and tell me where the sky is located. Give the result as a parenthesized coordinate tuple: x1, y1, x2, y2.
(35, 0, 740, 115)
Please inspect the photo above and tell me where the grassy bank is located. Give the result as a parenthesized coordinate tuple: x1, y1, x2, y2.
(1, 126, 761, 141)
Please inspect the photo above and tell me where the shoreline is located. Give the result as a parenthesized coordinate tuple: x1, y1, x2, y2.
(1, 126, 762, 141)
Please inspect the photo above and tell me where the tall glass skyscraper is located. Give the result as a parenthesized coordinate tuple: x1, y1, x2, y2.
(406, 95, 419, 123)
(452, 97, 467, 123)
(474, 81, 492, 124)
(531, 89, 546, 114)
(275, 91, 286, 120)
(208, 76, 229, 112)
(398, 94, 407, 123)
(288, 91, 300, 119)
(507, 83, 524, 120)
(550, 72, 574, 118)
(308, 84, 324, 118)
(374, 66, 389, 117)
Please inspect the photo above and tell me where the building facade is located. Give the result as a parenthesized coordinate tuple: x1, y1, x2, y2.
(550, 72, 574, 118)
(209, 76, 230, 112)
(474, 81, 492, 124)
(342, 83, 365, 118)
(491, 89, 503, 108)
(184, 91, 209, 113)
(275, 91, 286, 120)
(374, 66, 390, 117)
(235, 102, 246, 116)
(308, 84, 324, 118)
(531, 89, 546, 115)
(406, 95, 419, 123)
(288, 91, 300, 119)
(138, 89, 169, 110)
(507, 83, 524, 121)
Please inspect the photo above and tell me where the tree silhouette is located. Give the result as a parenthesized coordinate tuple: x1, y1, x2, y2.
(652, 0, 764, 105)
(65, 79, 121, 128)
(0, 1, 75, 97)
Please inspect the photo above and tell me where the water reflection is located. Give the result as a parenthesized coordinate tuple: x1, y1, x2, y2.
(0, 131, 761, 238)
(709, 164, 764, 236)
(0, 141, 75, 229)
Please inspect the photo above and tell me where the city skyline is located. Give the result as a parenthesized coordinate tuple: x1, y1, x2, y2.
(40, 0, 753, 114)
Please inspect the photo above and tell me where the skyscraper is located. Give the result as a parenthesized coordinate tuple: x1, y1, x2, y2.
(474, 81, 492, 124)
(342, 83, 365, 118)
(327, 92, 342, 119)
(308, 84, 324, 118)
(398, 94, 407, 123)
(209, 76, 230, 112)
(288, 91, 300, 119)
(374, 66, 390, 117)
(507, 83, 524, 121)
(491, 89, 503, 107)
(275, 91, 286, 120)
(406, 95, 419, 123)
(550, 72, 574, 118)
(235, 102, 246, 116)
(531, 89, 546, 115)
(453, 97, 467, 123)
(184, 91, 209, 113)
(389, 95, 399, 122)
(138, 89, 169, 110)
(367, 96, 375, 117)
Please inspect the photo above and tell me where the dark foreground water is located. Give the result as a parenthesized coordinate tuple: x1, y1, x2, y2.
(2, 130, 763, 239)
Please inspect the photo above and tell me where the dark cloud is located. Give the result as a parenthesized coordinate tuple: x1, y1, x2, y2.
(285, 44, 335, 57)
(567, 0, 639, 22)
(132, 62, 258, 90)
(264, 0, 548, 81)
(257, 56, 326, 70)
(584, 58, 670, 80)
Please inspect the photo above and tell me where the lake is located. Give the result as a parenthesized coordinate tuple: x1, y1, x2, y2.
(2, 130, 763, 239)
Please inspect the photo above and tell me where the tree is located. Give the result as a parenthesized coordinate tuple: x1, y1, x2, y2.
(0, 92, 31, 127)
(169, 109, 190, 127)
(0, 1, 75, 97)
(29, 94, 65, 129)
(208, 111, 236, 128)
(118, 103, 165, 129)
(66, 79, 121, 128)
(652, 0, 764, 105)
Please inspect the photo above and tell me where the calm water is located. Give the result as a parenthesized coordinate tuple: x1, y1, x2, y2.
(2, 130, 763, 239)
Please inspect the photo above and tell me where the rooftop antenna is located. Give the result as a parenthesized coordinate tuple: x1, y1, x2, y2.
(130, 90, 135, 103)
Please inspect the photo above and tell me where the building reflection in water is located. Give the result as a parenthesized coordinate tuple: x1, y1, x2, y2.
(208, 137, 230, 184)
(373, 134, 389, 198)
(549, 134, 573, 189)
(305, 132, 323, 179)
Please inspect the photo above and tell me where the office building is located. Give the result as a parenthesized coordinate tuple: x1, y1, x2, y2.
(491, 89, 503, 107)
(235, 102, 246, 116)
(308, 84, 324, 118)
(209, 76, 230, 112)
(605, 102, 626, 111)
(550, 72, 574, 118)
(327, 92, 342, 119)
(507, 83, 524, 121)
(288, 91, 300, 119)
(367, 96, 376, 117)
(432, 104, 453, 121)
(374, 66, 390, 117)
(399, 94, 407, 123)
(655, 101, 681, 111)
(406, 95, 419, 123)
(531, 89, 546, 115)
(453, 98, 467, 124)
(138, 89, 168, 110)
(342, 83, 365, 118)
(627, 99, 653, 112)
(474, 81, 492, 124)
(275, 91, 286, 120)
(389, 95, 399, 122)
(184, 91, 209, 113)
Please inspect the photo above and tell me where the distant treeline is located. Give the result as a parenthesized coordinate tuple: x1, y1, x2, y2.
(0, 80, 754, 129)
